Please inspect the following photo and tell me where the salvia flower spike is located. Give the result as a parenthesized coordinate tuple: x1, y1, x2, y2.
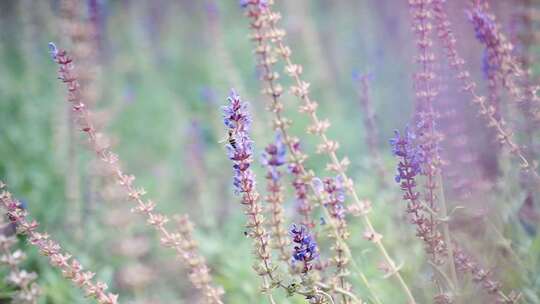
(290, 224, 318, 274)
(222, 89, 277, 300)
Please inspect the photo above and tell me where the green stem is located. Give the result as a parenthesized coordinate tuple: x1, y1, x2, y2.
(436, 173, 459, 299)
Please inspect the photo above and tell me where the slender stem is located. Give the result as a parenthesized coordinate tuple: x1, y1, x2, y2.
(487, 221, 524, 269)
(436, 174, 459, 295)
(263, 276, 277, 304)
(317, 290, 336, 304)
(316, 282, 368, 304)
(358, 271, 384, 304)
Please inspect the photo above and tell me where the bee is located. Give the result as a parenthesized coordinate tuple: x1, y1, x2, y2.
(219, 130, 237, 149)
(286, 282, 299, 296)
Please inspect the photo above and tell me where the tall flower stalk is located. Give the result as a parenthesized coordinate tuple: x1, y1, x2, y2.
(59, 0, 103, 237)
(316, 176, 352, 303)
(390, 128, 448, 265)
(289, 143, 316, 230)
(49, 44, 223, 304)
(432, 0, 538, 183)
(353, 73, 387, 185)
(408, 0, 458, 297)
(261, 132, 290, 264)
(222, 90, 277, 302)
(391, 126, 521, 302)
(242, 2, 416, 303)
(466, 0, 540, 211)
(0, 182, 117, 304)
(466, 0, 533, 115)
(453, 244, 521, 303)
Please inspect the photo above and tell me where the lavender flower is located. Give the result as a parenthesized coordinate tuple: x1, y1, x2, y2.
(390, 127, 447, 263)
(222, 90, 254, 194)
(200, 86, 217, 105)
(322, 176, 347, 220)
(390, 127, 424, 204)
(261, 132, 286, 181)
(222, 91, 277, 296)
(290, 224, 318, 273)
(389, 128, 424, 184)
(466, 8, 497, 46)
(286, 142, 316, 229)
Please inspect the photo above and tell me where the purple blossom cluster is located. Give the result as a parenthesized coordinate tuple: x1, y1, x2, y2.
(466, 7, 505, 81)
(312, 175, 346, 220)
(222, 90, 254, 195)
(415, 111, 442, 176)
(290, 224, 318, 273)
(287, 141, 315, 229)
(320, 176, 347, 220)
(389, 128, 424, 185)
(466, 8, 497, 47)
(390, 127, 447, 263)
(261, 132, 287, 181)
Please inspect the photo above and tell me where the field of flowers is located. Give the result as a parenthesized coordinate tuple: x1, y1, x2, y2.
(0, 0, 539, 303)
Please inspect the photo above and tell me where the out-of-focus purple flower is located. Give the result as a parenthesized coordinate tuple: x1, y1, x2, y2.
(466, 8, 497, 46)
(222, 90, 252, 131)
(239, 0, 249, 7)
(351, 70, 374, 82)
(290, 224, 318, 273)
(389, 127, 424, 183)
(239, 0, 268, 9)
(48, 42, 58, 60)
(311, 177, 324, 197)
(287, 141, 315, 229)
(391, 127, 447, 260)
(222, 90, 255, 195)
(200, 86, 217, 105)
(322, 176, 347, 220)
(123, 85, 135, 104)
(205, 2, 219, 18)
(261, 132, 287, 181)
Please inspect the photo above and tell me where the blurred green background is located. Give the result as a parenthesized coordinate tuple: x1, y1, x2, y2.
(0, 0, 539, 303)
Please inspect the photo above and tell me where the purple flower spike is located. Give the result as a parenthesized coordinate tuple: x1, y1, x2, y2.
(261, 131, 287, 181)
(222, 90, 255, 194)
(323, 177, 347, 220)
(290, 224, 318, 273)
(466, 8, 497, 46)
(389, 127, 424, 183)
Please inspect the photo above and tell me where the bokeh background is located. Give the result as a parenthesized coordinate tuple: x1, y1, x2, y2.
(0, 0, 539, 303)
